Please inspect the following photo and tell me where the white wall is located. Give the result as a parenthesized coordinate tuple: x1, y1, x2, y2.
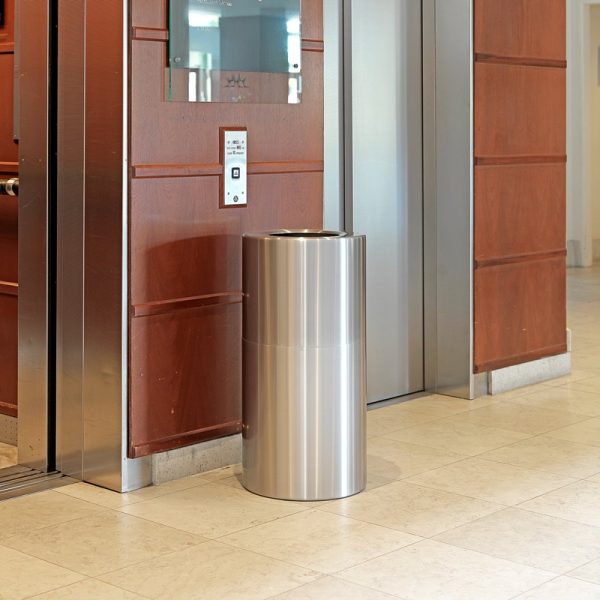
(591, 6, 600, 259)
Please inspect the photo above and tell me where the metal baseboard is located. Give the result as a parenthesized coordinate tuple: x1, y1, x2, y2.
(0, 466, 75, 501)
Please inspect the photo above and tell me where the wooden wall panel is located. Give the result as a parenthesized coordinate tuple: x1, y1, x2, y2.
(129, 0, 324, 457)
(130, 42, 323, 166)
(474, 258, 567, 372)
(0, 293, 17, 417)
(130, 173, 323, 308)
(0, 0, 18, 417)
(130, 303, 242, 457)
(475, 0, 566, 63)
(0, 54, 17, 165)
(474, 62, 565, 160)
(473, 0, 566, 373)
(474, 164, 566, 262)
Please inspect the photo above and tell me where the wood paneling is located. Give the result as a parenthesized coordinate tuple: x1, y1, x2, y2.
(130, 303, 242, 458)
(474, 257, 567, 372)
(475, 0, 566, 62)
(129, 0, 324, 457)
(130, 42, 323, 166)
(473, 0, 566, 373)
(0, 294, 17, 417)
(474, 62, 565, 159)
(0, 0, 17, 417)
(474, 164, 566, 262)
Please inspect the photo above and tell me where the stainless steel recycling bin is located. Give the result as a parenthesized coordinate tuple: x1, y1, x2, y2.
(242, 230, 366, 501)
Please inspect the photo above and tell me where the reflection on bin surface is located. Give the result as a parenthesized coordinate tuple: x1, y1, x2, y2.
(242, 230, 366, 501)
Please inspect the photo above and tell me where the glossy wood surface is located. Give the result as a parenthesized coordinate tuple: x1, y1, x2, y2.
(474, 164, 566, 263)
(474, 62, 566, 160)
(129, 0, 324, 457)
(0, 0, 17, 416)
(473, 0, 567, 373)
(475, 0, 566, 62)
(474, 257, 567, 372)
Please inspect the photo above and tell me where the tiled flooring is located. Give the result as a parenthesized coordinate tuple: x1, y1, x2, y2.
(1, 267, 600, 599)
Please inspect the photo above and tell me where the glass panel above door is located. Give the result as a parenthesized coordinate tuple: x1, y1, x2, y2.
(168, 0, 302, 104)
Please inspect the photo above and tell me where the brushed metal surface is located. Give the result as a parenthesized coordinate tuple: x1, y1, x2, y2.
(350, 0, 424, 403)
(433, 0, 475, 398)
(242, 231, 366, 501)
(54, 0, 151, 491)
(17, 0, 49, 470)
(56, 0, 85, 481)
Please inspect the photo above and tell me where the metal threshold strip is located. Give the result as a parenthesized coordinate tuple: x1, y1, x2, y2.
(0, 466, 75, 501)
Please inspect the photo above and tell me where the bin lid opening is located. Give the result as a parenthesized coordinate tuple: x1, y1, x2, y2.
(270, 231, 345, 238)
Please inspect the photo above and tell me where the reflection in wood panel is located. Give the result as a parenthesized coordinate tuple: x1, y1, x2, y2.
(0, 0, 17, 416)
(129, 0, 324, 456)
(0, 294, 17, 417)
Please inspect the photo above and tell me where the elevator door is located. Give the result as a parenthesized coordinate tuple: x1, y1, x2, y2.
(351, 0, 424, 403)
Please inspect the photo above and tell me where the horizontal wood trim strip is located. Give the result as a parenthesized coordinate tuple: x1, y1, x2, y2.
(249, 160, 325, 175)
(302, 39, 324, 52)
(129, 420, 242, 458)
(0, 402, 18, 418)
(475, 155, 567, 166)
(133, 163, 221, 178)
(0, 281, 18, 296)
(475, 249, 567, 269)
(0, 42, 15, 54)
(0, 162, 19, 173)
(132, 292, 242, 318)
(130, 29, 323, 52)
(474, 343, 568, 374)
(475, 53, 567, 69)
(132, 161, 324, 179)
(132, 27, 169, 41)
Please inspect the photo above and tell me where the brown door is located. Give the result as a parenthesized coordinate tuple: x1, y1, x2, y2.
(0, 0, 18, 418)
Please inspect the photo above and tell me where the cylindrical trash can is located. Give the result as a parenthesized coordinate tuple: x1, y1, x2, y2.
(242, 230, 366, 501)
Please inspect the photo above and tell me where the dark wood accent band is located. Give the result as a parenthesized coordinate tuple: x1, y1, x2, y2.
(130, 28, 323, 53)
(0, 42, 14, 54)
(132, 160, 324, 179)
(132, 27, 169, 42)
(475, 155, 567, 166)
(133, 292, 242, 318)
(0, 281, 18, 296)
(0, 401, 17, 418)
(249, 160, 325, 174)
(475, 53, 567, 69)
(129, 420, 242, 458)
(475, 249, 567, 270)
(302, 39, 324, 52)
(0, 161, 18, 173)
(474, 343, 568, 374)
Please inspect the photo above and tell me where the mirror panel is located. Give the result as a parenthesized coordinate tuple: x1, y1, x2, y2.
(168, 0, 302, 104)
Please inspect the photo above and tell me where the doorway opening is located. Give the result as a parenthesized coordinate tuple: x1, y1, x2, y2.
(0, 0, 73, 499)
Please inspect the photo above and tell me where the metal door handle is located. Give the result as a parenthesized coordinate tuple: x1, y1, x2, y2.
(0, 178, 19, 196)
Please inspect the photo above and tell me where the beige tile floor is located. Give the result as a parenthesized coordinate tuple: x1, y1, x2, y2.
(1, 267, 600, 599)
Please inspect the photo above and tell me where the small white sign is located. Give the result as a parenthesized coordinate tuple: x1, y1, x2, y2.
(223, 130, 248, 206)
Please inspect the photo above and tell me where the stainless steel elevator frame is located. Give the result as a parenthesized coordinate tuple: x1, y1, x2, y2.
(18, 1, 51, 469)
(16, 0, 477, 494)
(324, 0, 477, 399)
(18, 0, 150, 490)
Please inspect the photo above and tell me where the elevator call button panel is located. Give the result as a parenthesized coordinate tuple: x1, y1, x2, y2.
(221, 128, 248, 207)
